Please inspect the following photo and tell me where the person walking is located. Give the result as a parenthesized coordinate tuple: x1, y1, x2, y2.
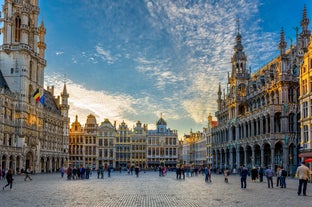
(24, 167, 32, 181)
(276, 166, 281, 187)
(258, 166, 264, 182)
(60, 166, 65, 178)
(224, 168, 229, 183)
(296, 161, 311, 196)
(265, 166, 274, 188)
(204, 166, 209, 183)
(135, 164, 140, 177)
(240, 165, 248, 188)
(251, 167, 258, 182)
(280, 166, 287, 188)
(2, 168, 13, 190)
(107, 165, 111, 178)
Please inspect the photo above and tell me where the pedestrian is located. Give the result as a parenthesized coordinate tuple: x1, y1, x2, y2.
(240, 165, 248, 188)
(2, 168, 13, 190)
(276, 166, 281, 187)
(224, 168, 229, 183)
(135, 164, 140, 177)
(86, 166, 91, 179)
(176, 165, 181, 179)
(204, 166, 209, 182)
(258, 166, 264, 182)
(100, 166, 104, 179)
(24, 167, 32, 181)
(280, 166, 287, 188)
(265, 166, 274, 188)
(296, 161, 311, 196)
(251, 167, 258, 182)
(60, 166, 65, 178)
(97, 168, 100, 179)
(107, 165, 111, 177)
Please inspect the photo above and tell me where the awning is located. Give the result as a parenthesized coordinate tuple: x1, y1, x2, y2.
(298, 152, 312, 158)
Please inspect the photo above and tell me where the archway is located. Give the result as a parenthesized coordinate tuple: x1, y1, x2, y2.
(1, 155, 7, 169)
(246, 145, 252, 168)
(274, 141, 283, 170)
(263, 143, 271, 167)
(254, 144, 261, 167)
(25, 151, 34, 170)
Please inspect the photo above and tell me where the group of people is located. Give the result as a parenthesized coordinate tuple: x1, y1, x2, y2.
(65, 165, 92, 180)
(2, 167, 32, 191)
(238, 162, 311, 196)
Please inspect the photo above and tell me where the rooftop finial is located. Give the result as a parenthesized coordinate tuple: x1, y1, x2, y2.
(236, 18, 240, 34)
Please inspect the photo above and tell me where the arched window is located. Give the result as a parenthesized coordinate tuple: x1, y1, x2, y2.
(15, 16, 21, 42)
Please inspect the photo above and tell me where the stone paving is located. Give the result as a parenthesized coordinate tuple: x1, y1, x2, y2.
(0, 171, 311, 207)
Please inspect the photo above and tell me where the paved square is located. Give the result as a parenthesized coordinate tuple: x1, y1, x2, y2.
(0, 171, 310, 207)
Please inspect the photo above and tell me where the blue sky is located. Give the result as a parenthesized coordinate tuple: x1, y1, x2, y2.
(4, 0, 311, 138)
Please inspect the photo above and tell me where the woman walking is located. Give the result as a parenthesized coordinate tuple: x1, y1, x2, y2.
(3, 168, 13, 190)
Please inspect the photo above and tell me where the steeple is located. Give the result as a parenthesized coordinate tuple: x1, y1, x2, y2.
(278, 27, 287, 55)
(231, 19, 247, 78)
(300, 5, 311, 52)
(217, 83, 222, 110)
(61, 83, 70, 119)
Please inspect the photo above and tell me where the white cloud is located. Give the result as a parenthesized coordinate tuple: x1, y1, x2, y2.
(55, 51, 64, 56)
(95, 44, 115, 64)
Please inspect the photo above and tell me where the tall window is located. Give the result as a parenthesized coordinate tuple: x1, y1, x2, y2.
(15, 16, 21, 42)
(304, 125, 309, 143)
(303, 101, 308, 118)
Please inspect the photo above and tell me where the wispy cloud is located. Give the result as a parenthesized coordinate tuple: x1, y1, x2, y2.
(95, 44, 116, 64)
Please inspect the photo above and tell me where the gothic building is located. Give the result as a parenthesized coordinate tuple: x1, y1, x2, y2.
(211, 7, 310, 175)
(0, 0, 69, 173)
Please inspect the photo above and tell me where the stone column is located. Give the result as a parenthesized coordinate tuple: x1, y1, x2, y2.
(244, 147, 247, 166)
(236, 147, 240, 168)
(260, 145, 264, 167)
(252, 146, 255, 167)
(49, 157, 52, 173)
(229, 148, 233, 170)
(271, 147, 275, 169)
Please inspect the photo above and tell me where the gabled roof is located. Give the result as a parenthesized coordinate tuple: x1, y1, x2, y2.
(43, 89, 61, 115)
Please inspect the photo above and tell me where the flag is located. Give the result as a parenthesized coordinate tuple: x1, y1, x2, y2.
(33, 89, 40, 102)
(39, 94, 45, 105)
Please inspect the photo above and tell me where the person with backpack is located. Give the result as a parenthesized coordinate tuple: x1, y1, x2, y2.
(2, 168, 13, 190)
(240, 165, 248, 188)
(265, 166, 274, 188)
(280, 166, 287, 188)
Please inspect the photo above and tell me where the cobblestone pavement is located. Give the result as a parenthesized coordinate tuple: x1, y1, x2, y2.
(0, 171, 311, 207)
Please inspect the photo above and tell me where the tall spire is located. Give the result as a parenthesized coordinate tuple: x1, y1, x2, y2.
(300, 5, 311, 52)
(278, 27, 287, 55)
(231, 18, 247, 77)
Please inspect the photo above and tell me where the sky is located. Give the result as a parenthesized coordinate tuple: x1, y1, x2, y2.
(2, 0, 311, 138)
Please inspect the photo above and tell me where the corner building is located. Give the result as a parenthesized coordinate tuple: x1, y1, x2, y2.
(212, 7, 310, 175)
(0, 0, 69, 173)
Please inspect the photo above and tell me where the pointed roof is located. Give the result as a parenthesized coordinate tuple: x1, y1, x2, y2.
(156, 117, 167, 126)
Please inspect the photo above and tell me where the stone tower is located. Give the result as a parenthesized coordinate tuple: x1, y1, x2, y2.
(0, 0, 46, 102)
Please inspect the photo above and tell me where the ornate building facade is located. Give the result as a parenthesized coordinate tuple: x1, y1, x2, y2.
(299, 13, 312, 159)
(0, 0, 69, 174)
(211, 8, 310, 175)
(146, 117, 178, 168)
(68, 115, 178, 169)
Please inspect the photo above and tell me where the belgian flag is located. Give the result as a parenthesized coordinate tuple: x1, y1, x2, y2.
(33, 89, 40, 102)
